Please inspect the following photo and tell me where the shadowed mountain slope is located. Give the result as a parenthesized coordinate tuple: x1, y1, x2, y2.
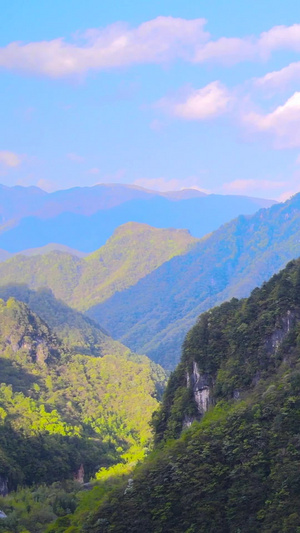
(0, 284, 133, 359)
(61, 258, 300, 533)
(89, 193, 300, 368)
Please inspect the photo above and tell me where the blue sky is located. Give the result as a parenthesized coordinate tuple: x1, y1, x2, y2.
(1, 0, 300, 199)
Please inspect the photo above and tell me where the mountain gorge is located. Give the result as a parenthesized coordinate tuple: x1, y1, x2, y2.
(0, 183, 298, 532)
(64, 259, 300, 533)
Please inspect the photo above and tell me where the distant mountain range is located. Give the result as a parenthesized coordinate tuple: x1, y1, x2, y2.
(89, 193, 300, 368)
(0, 183, 275, 252)
(0, 193, 299, 370)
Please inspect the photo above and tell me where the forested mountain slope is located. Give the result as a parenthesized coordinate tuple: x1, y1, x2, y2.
(65, 258, 300, 533)
(0, 184, 274, 253)
(90, 192, 300, 368)
(0, 223, 197, 311)
(0, 296, 166, 495)
(0, 284, 131, 358)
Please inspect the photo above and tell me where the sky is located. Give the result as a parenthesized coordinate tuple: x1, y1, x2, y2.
(1, 0, 300, 200)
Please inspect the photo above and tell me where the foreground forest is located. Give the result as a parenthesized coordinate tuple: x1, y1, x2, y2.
(51, 258, 300, 532)
(0, 294, 166, 532)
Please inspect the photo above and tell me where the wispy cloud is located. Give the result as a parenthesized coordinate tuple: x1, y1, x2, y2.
(1, 20, 300, 78)
(255, 61, 300, 90)
(0, 151, 21, 167)
(157, 81, 232, 120)
(243, 92, 300, 148)
(194, 24, 300, 65)
(0, 17, 207, 78)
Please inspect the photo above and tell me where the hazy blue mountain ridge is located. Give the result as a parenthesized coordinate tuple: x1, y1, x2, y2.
(0, 184, 275, 252)
(89, 193, 300, 368)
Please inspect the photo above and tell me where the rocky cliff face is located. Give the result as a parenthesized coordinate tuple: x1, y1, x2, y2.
(154, 259, 300, 443)
(0, 476, 8, 497)
(183, 362, 211, 428)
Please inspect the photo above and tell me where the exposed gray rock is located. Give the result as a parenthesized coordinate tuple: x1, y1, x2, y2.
(190, 361, 211, 414)
(0, 476, 8, 497)
(265, 310, 299, 355)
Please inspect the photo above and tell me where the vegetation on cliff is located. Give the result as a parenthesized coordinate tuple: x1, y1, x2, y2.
(57, 258, 300, 532)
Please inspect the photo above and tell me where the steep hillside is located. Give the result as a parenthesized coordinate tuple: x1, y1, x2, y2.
(0, 285, 130, 358)
(62, 259, 300, 533)
(0, 186, 275, 253)
(0, 296, 167, 498)
(90, 193, 300, 368)
(0, 223, 197, 310)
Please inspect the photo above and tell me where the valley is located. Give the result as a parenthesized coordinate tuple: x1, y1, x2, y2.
(2, 5, 300, 530)
(0, 182, 298, 532)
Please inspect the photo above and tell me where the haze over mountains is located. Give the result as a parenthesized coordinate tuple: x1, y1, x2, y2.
(0, 183, 275, 253)
(92, 193, 300, 367)
(1, 181, 300, 531)
(0, 188, 298, 369)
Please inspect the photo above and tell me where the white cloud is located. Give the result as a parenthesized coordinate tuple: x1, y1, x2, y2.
(244, 92, 300, 148)
(194, 37, 256, 65)
(158, 81, 232, 120)
(0, 151, 21, 167)
(193, 24, 300, 65)
(1, 20, 300, 77)
(259, 24, 300, 56)
(255, 61, 300, 89)
(0, 17, 208, 77)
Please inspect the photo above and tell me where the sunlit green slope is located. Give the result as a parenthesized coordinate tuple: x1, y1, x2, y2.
(0, 296, 166, 495)
(0, 222, 197, 311)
